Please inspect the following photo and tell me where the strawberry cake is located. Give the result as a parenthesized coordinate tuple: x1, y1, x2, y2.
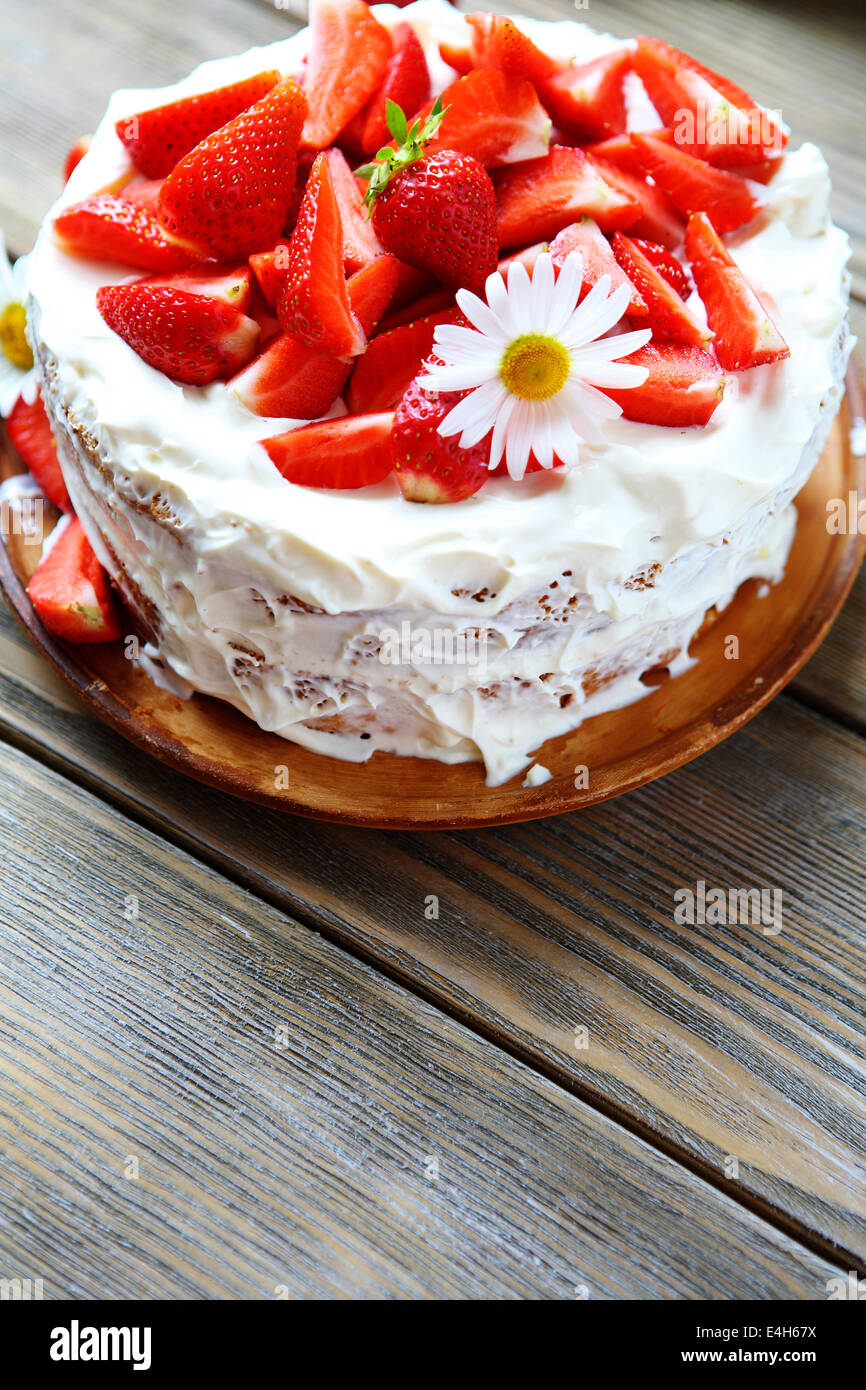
(20, 0, 852, 785)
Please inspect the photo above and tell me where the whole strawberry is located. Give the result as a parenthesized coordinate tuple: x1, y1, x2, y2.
(359, 99, 497, 295)
(391, 367, 490, 503)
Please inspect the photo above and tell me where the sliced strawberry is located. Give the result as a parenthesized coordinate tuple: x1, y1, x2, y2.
(603, 342, 725, 426)
(628, 133, 760, 234)
(633, 37, 785, 166)
(414, 70, 551, 168)
(551, 219, 647, 317)
(351, 23, 430, 156)
(466, 13, 559, 86)
(262, 411, 395, 489)
(586, 154, 684, 250)
(347, 309, 460, 413)
(737, 155, 784, 185)
(116, 71, 280, 178)
(139, 263, 253, 313)
(325, 148, 385, 272)
(612, 233, 709, 345)
(377, 286, 456, 335)
(387, 260, 438, 314)
(6, 389, 71, 513)
(28, 518, 121, 643)
(158, 77, 307, 260)
(249, 240, 291, 309)
(234, 256, 398, 417)
(541, 48, 632, 140)
(630, 238, 692, 298)
(438, 40, 473, 76)
(392, 373, 490, 503)
(585, 130, 667, 170)
(63, 136, 91, 183)
(54, 194, 196, 271)
(301, 0, 392, 151)
(684, 211, 789, 370)
(96, 283, 259, 385)
(278, 151, 365, 355)
(495, 146, 638, 247)
(118, 177, 164, 211)
(498, 242, 547, 276)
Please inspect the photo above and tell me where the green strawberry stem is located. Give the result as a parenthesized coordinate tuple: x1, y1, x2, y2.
(357, 96, 447, 209)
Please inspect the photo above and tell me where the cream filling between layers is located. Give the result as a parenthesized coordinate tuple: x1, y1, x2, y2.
(26, 1, 853, 783)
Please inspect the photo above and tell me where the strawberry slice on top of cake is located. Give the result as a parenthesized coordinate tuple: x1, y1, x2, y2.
(13, 0, 851, 785)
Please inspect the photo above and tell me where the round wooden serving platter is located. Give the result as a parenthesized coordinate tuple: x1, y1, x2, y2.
(1, 377, 864, 829)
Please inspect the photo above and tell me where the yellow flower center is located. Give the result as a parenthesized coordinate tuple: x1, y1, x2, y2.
(0, 301, 33, 371)
(499, 334, 570, 401)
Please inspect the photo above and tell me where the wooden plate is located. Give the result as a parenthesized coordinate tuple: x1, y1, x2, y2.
(1, 374, 864, 829)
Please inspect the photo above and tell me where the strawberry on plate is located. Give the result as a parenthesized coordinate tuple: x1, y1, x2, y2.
(116, 71, 280, 178)
(602, 341, 726, 426)
(392, 371, 491, 503)
(97, 282, 260, 385)
(541, 48, 632, 141)
(158, 77, 307, 260)
(54, 194, 197, 271)
(235, 255, 399, 417)
(346, 308, 460, 413)
(630, 238, 692, 298)
(495, 145, 639, 247)
(684, 211, 789, 370)
(28, 517, 121, 643)
(63, 136, 91, 183)
(262, 411, 396, 488)
(585, 154, 684, 250)
(412, 69, 551, 168)
(550, 219, 647, 317)
(346, 22, 430, 156)
(6, 389, 72, 513)
(466, 12, 559, 86)
(301, 0, 392, 151)
(612, 232, 710, 345)
(628, 133, 761, 234)
(359, 99, 498, 294)
(278, 151, 366, 356)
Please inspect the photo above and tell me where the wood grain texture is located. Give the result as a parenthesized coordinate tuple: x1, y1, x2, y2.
(0, 739, 844, 1300)
(0, 594, 863, 1264)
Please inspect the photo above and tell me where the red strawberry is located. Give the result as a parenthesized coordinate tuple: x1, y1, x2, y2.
(118, 177, 164, 211)
(612, 232, 709, 346)
(158, 77, 306, 260)
(347, 308, 460, 413)
(362, 100, 498, 295)
(54, 194, 197, 271)
(278, 151, 365, 355)
(498, 243, 547, 276)
(387, 260, 438, 314)
(63, 136, 91, 183)
(28, 518, 121, 643)
(628, 133, 761, 234)
(392, 373, 490, 503)
(412, 70, 551, 168)
(325, 149, 385, 273)
(630, 238, 692, 298)
(550, 219, 647, 317)
(603, 342, 726, 426)
(96, 283, 259, 385)
(116, 71, 280, 179)
(633, 37, 785, 166)
(684, 211, 789, 370)
(438, 40, 473, 76)
(138, 263, 253, 313)
(466, 13, 559, 87)
(348, 23, 430, 156)
(262, 411, 395, 489)
(301, 0, 392, 151)
(6, 389, 71, 513)
(586, 154, 684, 250)
(235, 255, 398, 417)
(495, 145, 638, 247)
(376, 285, 456, 335)
(541, 48, 632, 140)
(249, 240, 291, 309)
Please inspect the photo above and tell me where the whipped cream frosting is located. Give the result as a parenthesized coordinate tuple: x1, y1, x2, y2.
(26, 1, 853, 783)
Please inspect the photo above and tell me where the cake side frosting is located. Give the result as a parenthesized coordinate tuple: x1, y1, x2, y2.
(26, 2, 853, 782)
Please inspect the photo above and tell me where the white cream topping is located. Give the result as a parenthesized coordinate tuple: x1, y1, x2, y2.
(26, 2, 853, 783)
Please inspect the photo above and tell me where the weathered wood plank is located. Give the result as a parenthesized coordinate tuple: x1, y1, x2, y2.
(0, 740, 843, 1299)
(0, 598, 863, 1262)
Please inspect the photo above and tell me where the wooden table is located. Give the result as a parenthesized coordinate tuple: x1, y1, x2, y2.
(0, 0, 864, 1299)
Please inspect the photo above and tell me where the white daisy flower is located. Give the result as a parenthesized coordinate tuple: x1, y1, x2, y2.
(418, 251, 652, 481)
(0, 229, 38, 417)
